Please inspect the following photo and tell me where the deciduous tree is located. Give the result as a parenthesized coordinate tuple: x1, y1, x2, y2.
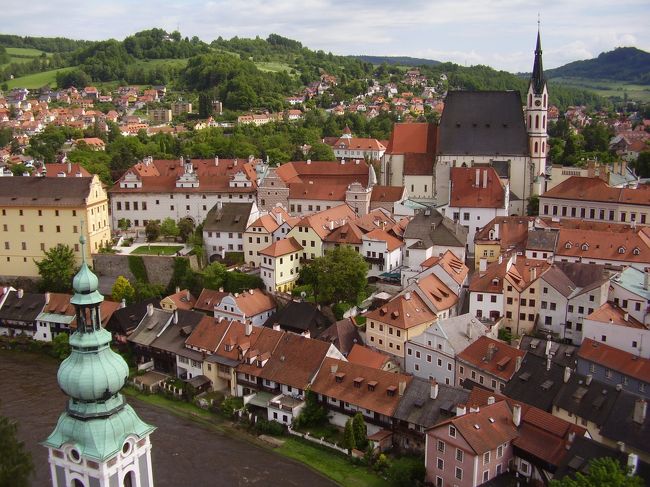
(145, 220, 161, 242)
(0, 411, 33, 487)
(111, 275, 136, 304)
(35, 244, 76, 293)
(549, 457, 642, 487)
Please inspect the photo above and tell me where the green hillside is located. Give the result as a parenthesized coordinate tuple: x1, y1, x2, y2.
(5, 66, 74, 89)
(353, 55, 440, 67)
(546, 47, 650, 84)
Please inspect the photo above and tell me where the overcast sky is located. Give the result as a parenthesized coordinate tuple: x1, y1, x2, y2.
(2, 0, 649, 72)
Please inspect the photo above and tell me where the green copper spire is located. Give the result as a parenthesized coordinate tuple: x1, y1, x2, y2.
(44, 228, 155, 462)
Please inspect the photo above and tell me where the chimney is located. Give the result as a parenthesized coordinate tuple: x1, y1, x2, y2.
(249, 289, 254, 295)
(482, 169, 488, 189)
(219, 287, 224, 292)
(186, 290, 191, 301)
(530, 267, 536, 281)
(17, 289, 24, 299)
(44, 292, 50, 305)
(456, 404, 466, 416)
(245, 321, 253, 337)
(545, 338, 552, 357)
(513, 404, 522, 427)
(564, 366, 571, 383)
(398, 380, 406, 397)
(515, 356, 522, 372)
(479, 258, 487, 272)
(306, 159, 311, 165)
(486, 343, 496, 361)
(404, 292, 411, 300)
(175, 286, 180, 294)
(469, 404, 480, 413)
(147, 303, 154, 316)
(498, 254, 503, 264)
(272, 323, 281, 331)
(586, 374, 593, 386)
(180, 155, 184, 167)
(466, 321, 473, 340)
(173, 310, 178, 325)
(487, 396, 495, 405)
(546, 356, 552, 371)
(67, 160, 72, 174)
(330, 364, 338, 374)
(618, 441, 626, 453)
(430, 379, 439, 400)
(628, 454, 639, 476)
(475, 169, 480, 187)
(215, 156, 219, 166)
(633, 399, 647, 425)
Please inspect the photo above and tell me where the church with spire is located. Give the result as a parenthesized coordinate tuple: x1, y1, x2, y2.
(43, 232, 155, 487)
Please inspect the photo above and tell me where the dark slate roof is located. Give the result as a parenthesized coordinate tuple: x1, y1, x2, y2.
(600, 391, 650, 456)
(555, 435, 650, 485)
(318, 318, 363, 356)
(526, 229, 558, 252)
(0, 291, 45, 322)
(404, 209, 467, 249)
(518, 335, 577, 369)
(203, 202, 254, 233)
(530, 31, 546, 95)
(105, 298, 161, 335)
(150, 309, 204, 358)
(393, 378, 469, 428)
(0, 177, 93, 207)
(263, 301, 332, 337)
(503, 354, 565, 412)
(438, 91, 529, 156)
(552, 374, 620, 427)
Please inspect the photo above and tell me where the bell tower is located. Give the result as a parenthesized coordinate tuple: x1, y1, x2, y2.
(43, 231, 155, 487)
(526, 22, 548, 195)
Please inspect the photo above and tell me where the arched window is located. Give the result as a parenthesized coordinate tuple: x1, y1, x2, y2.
(528, 115, 532, 128)
(72, 480, 85, 487)
(528, 94, 532, 107)
(543, 115, 546, 129)
(543, 94, 547, 107)
(542, 141, 546, 153)
(534, 141, 539, 153)
(123, 471, 135, 487)
(535, 115, 539, 129)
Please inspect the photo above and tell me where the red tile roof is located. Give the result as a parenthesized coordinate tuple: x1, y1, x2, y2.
(365, 291, 437, 330)
(385, 123, 437, 154)
(347, 344, 391, 369)
(185, 315, 228, 352)
(259, 237, 303, 257)
(578, 338, 650, 383)
(542, 176, 650, 207)
(232, 289, 276, 316)
(297, 204, 358, 239)
(457, 336, 526, 381)
(363, 228, 403, 252)
(403, 153, 435, 175)
(585, 302, 646, 329)
(194, 289, 228, 313)
(449, 167, 506, 208)
(370, 185, 405, 202)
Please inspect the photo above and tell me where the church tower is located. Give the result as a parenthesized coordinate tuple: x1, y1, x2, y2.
(526, 25, 549, 195)
(43, 232, 155, 487)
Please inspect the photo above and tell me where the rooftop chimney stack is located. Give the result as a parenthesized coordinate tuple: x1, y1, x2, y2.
(486, 343, 496, 361)
(173, 310, 178, 325)
(147, 303, 154, 316)
(487, 396, 495, 405)
(120, 298, 126, 309)
(515, 355, 523, 372)
(564, 366, 571, 383)
(430, 379, 439, 400)
(547, 356, 552, 371)
(513, 404, 522, 427)
(479, 258, 487, 273)
(398, 381, 406, 397)
(482, 169, 488, 189)
(633, 399, 647, 425)
(45, 292, 50, 305)
(467, 321, 473, 340)
(545, 338, 552, 357)
(245, 321, 253, 337)
(586, 374, 593, 386)
(17, 289, 24, 299)
(475, 169, 480, 187)
(456, 404, 466, 417)
(644, 267, 650, 291)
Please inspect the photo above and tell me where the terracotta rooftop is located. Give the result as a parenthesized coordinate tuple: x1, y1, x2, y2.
(421, 250, 469, 286)
(162, 289, 197, 311)
(276, 160, 369, 185)
(232, 289, 276, 316)
(585, 302, 646, 329)
(578, 338, 650, 383)
(370, 185, 405, 202)
(363, 228, 403, 252)
(248, 214, 280, 233)
(193, 288, 228, 313)
(474, 216, 537, 251)
(365, 291, 437, 330)
(347, 344, 391, 369)
(449, 167, 506, 209)
(542, 176, 650, 206)
(457, 336, 526, 381)
(184, 315, 227, 352)
(554, 226, 650, 265)
(311, 357, 412, 417)
(296, 204, 358, 239)
(414, 273, 459, 312)
(385, 123, 437, 154)
(324, 222, 365, 245)
(259, 237, 303, 257)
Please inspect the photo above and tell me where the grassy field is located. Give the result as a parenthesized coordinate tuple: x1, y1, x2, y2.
(277, 437, 390, 487)
(133, 58, 188, 69)
(130, 245, 184, 255)
(5, 66, 74, 89)
(551, 77, 650, 103)
(1, 47, 50, 68)
(255, 61, 295, 73)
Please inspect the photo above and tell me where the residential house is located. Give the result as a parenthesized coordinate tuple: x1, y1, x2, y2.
(263, 301, 332, 337)
(468, 255, 512, 322)
(327, 126, 386, 161)
(193, 288, 227, 315)
(393, 378, 469, 452)
(441, 167, 509, 250)
(537, 262, 611, 343)
(609, 266, 650, 327)
(576, 338, 649, 399)
(347, 344, 400, 373)
(160, 288, 197, 312)
(105, 298, 161, 344)
(171, 101, 192, 116)
(405, 314, 493, 386)
(502, 257, 551, 336)
(203, 201, 258, 262)
(0, 289, 46, 338)
(402, 250, 469, 297)
(456, 336, 526, 393)
(310, 357, 413, 435)
(214, 289, 276, 327)
(523, 228, 558, 261)
(318, 318, 363, 357)
(0, 175, 110, 277)
(473, 216, 536, 270)
(243, 208, 289, 268)
(259, 237, 303, 293)
(362, 228, 403, 277)
(582, 303, 650, 357)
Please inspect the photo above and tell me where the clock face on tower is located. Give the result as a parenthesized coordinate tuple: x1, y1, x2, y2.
(534, 100, 541, 107)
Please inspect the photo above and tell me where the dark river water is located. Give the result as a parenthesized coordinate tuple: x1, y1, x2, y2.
(0, 350, 337, 487)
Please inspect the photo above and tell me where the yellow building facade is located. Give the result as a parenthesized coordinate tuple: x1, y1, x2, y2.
(0, 175, 111, 278)
(259, 238, 303, 293)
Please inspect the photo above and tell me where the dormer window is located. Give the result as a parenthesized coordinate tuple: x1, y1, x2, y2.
(565, 242, 572, 249)
(581, 243, 589, 251)
(367, 381, 377, 392)
(386, 385, 397, 397)
(618, 246, 626, 254)
(633, 247, 640, 255)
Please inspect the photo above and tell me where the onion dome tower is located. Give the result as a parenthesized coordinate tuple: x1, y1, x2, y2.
(43, 231, 155, 487)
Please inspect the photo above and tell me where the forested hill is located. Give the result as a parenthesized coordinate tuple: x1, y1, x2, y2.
(545, 47, 650, 84)
(0, 33, 92, 52)
(353, 55, 441, 67)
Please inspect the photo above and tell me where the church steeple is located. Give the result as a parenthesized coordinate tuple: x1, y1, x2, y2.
(43, 230, 155, 487)
(530, 26, 546, 95)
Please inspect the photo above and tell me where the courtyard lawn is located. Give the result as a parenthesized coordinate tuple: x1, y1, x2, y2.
(277, 437, 389, 487)
(130, 245, 184, 255)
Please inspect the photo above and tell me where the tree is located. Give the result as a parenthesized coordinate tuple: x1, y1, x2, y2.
(177, 218, 195, 243)
(203, 262, 227, 290)
(52, 333, 70, 360)
(527, 195, 540, 216)
(145, 220, 161, 242)
(0, 411, 34, 487)
(306, 142, 336, 161)
(632, 151, 650, 178)
(550, 457, 643, 487)
(293, 389, 328, 428)
(342, 417, 356, 451)
(386, 457, 426, 487)
(111, 275, 136, 304)
(118, 218, 131, 234)
(35, 244, 76, 293)
(133, 281, 165, 301)
(352, 411, 368, 450)
(160, 217, 179, 239)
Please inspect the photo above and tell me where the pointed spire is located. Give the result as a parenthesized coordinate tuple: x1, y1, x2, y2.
(530, 23, 546, 95)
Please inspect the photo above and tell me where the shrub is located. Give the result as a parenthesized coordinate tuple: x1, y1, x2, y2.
(219, 396, 244, 417)
(387, 456, 426, 487)
(127, 255, 148, 283)
(254, 418, 285, 436)
(333, 301, 354, 320)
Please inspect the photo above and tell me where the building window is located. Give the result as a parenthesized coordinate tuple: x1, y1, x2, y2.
(437, 440, 445, 453)
(456, 448, 463, 462)
(497, 444, 503, 458)
(455, 467, 463, 480)
(437, 458, 444, 470)
(484, 451, 490, 465)
(449, 425, 456, 438)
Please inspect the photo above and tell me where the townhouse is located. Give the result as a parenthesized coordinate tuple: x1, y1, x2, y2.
(473, 216, 536, 270)
(361, 228, 403, 277)
(213, 289, 276, 326)
(327, 126, 387, 160)
(405, 314, 493, 386)
(441, 167, 509, 251)
(403, 250, 469, 297)
(609, 266, 650, 327)
(540, 176, 650, 225)
(0, 175, 110, 277)
(109, 156, 258, 230)
(202, 201, 259, 262)
(0, 289, 46, 338)
(469, 255, 511, 322)
(455, 336, 526, 393)
(502, 257, 550, 336)
(243, 207, 294, 268)
(259, 237, 303, 293)
(582, 303, 650, 357)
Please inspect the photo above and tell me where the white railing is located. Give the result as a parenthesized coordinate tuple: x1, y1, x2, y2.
(287, 425, 348, 455)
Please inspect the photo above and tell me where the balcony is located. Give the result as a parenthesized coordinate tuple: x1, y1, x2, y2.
(364, 255, 385, 265)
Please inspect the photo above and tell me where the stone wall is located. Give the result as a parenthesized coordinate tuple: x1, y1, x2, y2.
(92, 254, 199, 286)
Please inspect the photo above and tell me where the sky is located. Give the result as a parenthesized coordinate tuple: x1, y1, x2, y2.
(2, 0, 649, 72)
